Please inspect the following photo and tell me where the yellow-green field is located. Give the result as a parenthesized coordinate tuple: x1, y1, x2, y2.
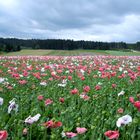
(1, 49, 140, 56)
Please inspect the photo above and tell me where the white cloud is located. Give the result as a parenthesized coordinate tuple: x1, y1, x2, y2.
(0, 0, 19, 10)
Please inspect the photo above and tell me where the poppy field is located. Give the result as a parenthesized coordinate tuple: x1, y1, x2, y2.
(0, 56, 140, 140)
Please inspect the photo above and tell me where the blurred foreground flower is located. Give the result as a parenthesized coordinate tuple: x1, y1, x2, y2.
(0, 130, 8, 140)
(25, 114, 41, 124)
(116, 115, 132, 127)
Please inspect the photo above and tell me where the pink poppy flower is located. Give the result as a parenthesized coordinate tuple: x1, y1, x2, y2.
(0, 130, 8, 140)
(68, 76, 72, 80)
(137, 66, 140, 71)
(7, 86, 13, 90)
(23, 71, 28, 77)
(48, 78, 53, 81)
(65, 132, 77, 138)
(134, 101, 140, 111)
(19, 80, 27, 85)
(76, 127, 87, 134)
(112, 84, 117, 88)
(51, 72, 56, 76)
(129, 97, 134, 104)
(95, 85, 101, 90)
(70, 88, 79, 94)
(83, 86, 90, 93)
(117, 108, 124, 114)
(80, 94, 90, 101)
(37, 95, 44, 101)
(45, 99, 53, 106)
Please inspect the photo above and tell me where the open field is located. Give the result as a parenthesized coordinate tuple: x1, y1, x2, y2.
(0, 56, 140, 139)
(1, 49, 140, 56)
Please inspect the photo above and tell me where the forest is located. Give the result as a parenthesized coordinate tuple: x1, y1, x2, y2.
(0, 38, 139, 52)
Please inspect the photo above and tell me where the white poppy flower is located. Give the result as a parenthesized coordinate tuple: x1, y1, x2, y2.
(0, 97, 3, 105)
(80, 69, 85, 75)
(40, 82, 47, 86)
(118, 90, 125, 96)
(65, 70, 69, 74)
(0, 78, 5, 83)
(97, 71, 101, 76)
(116, 115, 132, 127)
(58, 83, 66, 87)
(3, 82, 9, 86)
(119, 67, 123, 72)
(12, 84, 16, 87)
(20, 75, 23, 78)
(80, 94, 85, 99)
(41, 68, 45, 72)
(25, 114, 41, 124)
(97, 82, 102, 85)
(8, 98, 18, 114)
(61, 131, 66, 137)
(130, 66, 134, 69)
(58, 79, 67, 87)
(62, 80, 67, 84)
(123, 71, 128, 74)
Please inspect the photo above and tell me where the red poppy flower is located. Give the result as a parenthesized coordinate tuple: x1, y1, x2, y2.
(104, 130, 119, 139)
(43, 120, 62, 128)
(59, 97, 64, 103)
(134, 101, 140, 111)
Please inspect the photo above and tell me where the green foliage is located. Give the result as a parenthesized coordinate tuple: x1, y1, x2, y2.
(0, 56, 140, 139)
(0, 38, 130, 51)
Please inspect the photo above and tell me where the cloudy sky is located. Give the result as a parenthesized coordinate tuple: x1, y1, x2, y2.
(0, 0, 140, 42)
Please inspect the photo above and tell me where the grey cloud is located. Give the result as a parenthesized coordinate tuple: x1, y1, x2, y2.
(0, 0, 140, 42)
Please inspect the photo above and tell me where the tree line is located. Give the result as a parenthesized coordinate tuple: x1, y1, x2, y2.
(0, 38, 140, 52)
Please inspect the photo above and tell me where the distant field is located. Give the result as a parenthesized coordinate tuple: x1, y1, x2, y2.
(1, 49, 140, 56)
